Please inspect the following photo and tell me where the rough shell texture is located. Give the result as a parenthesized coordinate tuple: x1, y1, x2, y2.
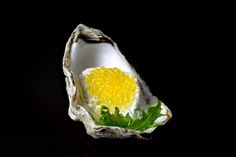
(62, 24, 172, 139)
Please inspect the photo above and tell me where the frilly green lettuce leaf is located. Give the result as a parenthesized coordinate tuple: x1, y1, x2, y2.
(99, 100, 163, 131)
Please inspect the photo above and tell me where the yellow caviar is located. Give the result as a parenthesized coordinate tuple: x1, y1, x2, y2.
(82, 67, 138, 113)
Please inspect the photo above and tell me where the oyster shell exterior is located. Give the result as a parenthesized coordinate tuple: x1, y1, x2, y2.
(63, 24, 172, 139)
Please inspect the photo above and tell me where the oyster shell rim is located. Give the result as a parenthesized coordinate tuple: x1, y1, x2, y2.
(62, 24, 172, 139)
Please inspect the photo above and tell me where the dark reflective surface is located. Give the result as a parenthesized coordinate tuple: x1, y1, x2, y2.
(0, 8, 195, 157)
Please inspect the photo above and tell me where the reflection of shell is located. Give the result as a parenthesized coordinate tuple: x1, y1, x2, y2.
(63, 24, 172, 139)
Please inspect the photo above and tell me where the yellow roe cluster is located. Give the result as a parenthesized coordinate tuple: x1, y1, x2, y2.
(83, 67, 138, 113)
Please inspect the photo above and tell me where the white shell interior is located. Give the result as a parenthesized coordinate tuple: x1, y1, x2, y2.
(70, 40, 134, 75)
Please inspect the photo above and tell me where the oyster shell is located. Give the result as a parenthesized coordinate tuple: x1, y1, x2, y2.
(63, 24, 172, 139)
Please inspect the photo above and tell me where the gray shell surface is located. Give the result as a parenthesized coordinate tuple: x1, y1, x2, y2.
(63, 24, 172, 139)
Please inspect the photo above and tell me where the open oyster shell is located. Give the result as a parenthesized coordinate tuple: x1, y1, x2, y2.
(63, 24, 172, 139)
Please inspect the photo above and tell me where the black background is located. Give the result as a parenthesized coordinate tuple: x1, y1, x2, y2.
(0, 4, 221, 157)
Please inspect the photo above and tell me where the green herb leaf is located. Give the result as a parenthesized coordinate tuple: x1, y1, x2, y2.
(99, 100, 164, 131)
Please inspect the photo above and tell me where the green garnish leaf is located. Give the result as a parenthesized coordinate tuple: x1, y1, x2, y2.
(99, 100, 163, 131)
